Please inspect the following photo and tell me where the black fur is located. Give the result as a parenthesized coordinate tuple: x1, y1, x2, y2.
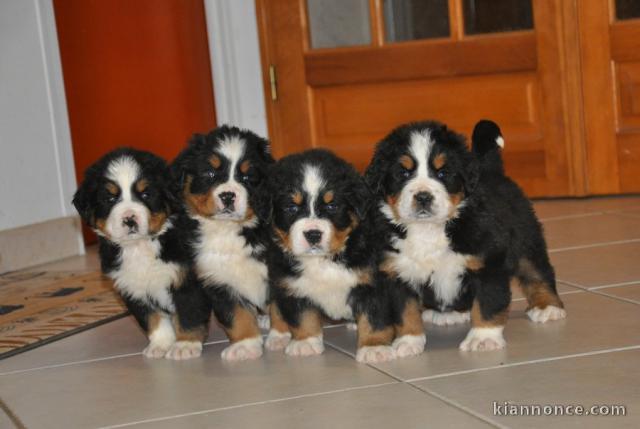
(472, 119, 504, 175)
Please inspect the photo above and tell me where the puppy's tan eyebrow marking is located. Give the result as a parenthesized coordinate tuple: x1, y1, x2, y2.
(210, 154, 222, 169)
(239, 160, 251, 174)
(135, 179, 148, 193)
(433, 153, 446, 170)
(399, 155, 415, 170)
(323, 191, 334, 203)
(292, 192, 303, 205)
(105, 181, 119, 195)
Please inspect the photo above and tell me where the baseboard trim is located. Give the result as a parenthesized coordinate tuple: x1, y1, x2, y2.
(0, 216, 84, 274)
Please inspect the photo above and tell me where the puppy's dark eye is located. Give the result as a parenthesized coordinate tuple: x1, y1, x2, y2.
(107, 195, 118, 204)
(436, 170, 447, 180)
(400, 169, 412, 179)
(203, 170, 215, 180)
(325, 203, 338, 214)
(140, 191, 150, 200)
(284, 204, 300, 215)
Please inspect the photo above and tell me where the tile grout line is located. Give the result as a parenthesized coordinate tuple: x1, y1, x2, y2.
(548, 237, 640, 253)
(556, 279, 640, 306)
(324, 342, 506, 429)
(96, 382, 400, 429)
(539, 211, 606, 222)
(406, 344, 640, 383)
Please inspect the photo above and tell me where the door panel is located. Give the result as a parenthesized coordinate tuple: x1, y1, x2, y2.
(258, 0, 580, 197)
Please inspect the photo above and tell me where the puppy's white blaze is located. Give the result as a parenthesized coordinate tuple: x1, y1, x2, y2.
(459, 326, 506, 351)
(302, 164, 325, 217)
(111, 239, 182, 313)
(286, 258, 359, 320)
(215, 136, 249, 219)
(217, 135, 246, 170)
(106, 156, 140, 202)
(194, 216, 268, 309)
(496, 136, 505, 149)
(397, 131, 451, 223)
(386, 222, 468, 307)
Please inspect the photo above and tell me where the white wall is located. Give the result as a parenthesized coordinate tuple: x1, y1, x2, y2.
(204, 0, 268, 138)
(0, 0, 78, 232)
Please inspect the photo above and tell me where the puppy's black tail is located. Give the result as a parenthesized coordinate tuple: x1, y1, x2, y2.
(472, 119, 505, 175)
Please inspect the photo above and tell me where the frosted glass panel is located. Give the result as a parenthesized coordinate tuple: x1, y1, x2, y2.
(307, 0, 371, 49)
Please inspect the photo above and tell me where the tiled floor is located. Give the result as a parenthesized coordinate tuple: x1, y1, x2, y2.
(1, 196, 639, 429)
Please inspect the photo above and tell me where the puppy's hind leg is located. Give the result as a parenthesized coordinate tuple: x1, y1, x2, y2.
(517, 258, 566, 323)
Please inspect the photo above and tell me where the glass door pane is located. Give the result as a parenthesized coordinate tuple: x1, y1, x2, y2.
(307, 0, 371, 49)
(463, 0, 533, 35)
(616, 0, 640, 20)
(383, 0, 450, 42)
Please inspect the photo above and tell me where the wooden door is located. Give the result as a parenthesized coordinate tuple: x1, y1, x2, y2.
(257, 0, 584, 197)
(579, 0, 640, 194)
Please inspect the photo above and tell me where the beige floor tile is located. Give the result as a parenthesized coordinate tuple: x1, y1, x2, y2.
(551, 242, 640, 287)
(0, 342, 395, 429)
(511, 281, 581, 301)
(324, 291, 640, 381)
(128, 382, 494, 429)
(543, 213, 640, 250)
(28, 245, 100, 272)
(593, 283, 640, 304)
(0, 317, 228, 375)
(533, 196, 640, 220)
(416, 348, 640, 428)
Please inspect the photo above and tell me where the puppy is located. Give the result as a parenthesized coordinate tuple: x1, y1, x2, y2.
(263, 149, 397, 363)
(365, 120, 566, 354)
(73, 148, 210, 360)
(171, 126, 274, 361)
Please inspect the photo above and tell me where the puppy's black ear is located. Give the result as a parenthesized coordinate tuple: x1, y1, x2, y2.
(72, 179, 96, 227)
(257, 136, 275, 165)
(364, 140, 393, 197)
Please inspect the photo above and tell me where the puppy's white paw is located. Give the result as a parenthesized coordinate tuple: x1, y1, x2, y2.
(527, 305, 566, 323)
(459, 327, 506, 352)
(285, 336, 324, 357)
(356, 345, 396, 363)
(165, 341, 203, 360)
(143, 342, 171, 359)
(257, 314, 271, 330)
(392, 334, 426, 358)
(345, 322, 358, 331)
(265, 329, 291, 351)
(422, 310, 470, 326)
(221, 337, 263, 361)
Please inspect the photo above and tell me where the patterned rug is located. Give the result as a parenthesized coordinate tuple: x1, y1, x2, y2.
(0, 271, 127, 359)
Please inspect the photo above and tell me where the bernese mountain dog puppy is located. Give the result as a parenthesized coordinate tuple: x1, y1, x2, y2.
(171, 126, 274, 361)
(73, 148, 210, 360)
(365, 120, 566, 355)
(262, 149, 397, 363)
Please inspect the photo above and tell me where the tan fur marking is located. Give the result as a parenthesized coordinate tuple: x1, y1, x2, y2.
(399, 155, 415, 170)
(385, 194, 401, 220)
(329, 213, 358, 254)
(395, 298, 424, 337)
(379, 257, 398, 277)
(274, 226, 293, 253)
(292, 192, 303, 205)
(239, 160, 250, 174)
(183, 175, 215, 217)
(516, 258, 564, 310)
(226, 305, 261, 343)
(433, 153, 446, 170)
(355, 268, 372, 285)
(94, 217, 109, 237)
(147, 312, 163, 336)
(173, 315, 208, 343)
(290, 309, 323, 340)
(148, 211, 168, 234)
(466, 255, 484, 271)
(470, 301, 509, 328)
(323, 190, 334, 203)
(210, 154, 222, 169)
(269, 302, 290, 334)
(357, 314, 394, 348)
(135, 179, 148, 193)
(105, 182, 119, 195)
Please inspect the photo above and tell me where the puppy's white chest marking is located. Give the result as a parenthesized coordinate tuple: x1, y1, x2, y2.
(110, 239, 181, 312)
(387, 223, 468, 307)
(287, 258, 359, 321)
(195, 218, 268, 308)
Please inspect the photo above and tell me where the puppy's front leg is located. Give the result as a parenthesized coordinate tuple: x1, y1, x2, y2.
(392, 296, 426, 358)
(285, 308, 325, 357)
(265, 302, 292, 351)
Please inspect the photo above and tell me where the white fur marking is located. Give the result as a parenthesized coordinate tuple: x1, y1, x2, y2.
(143, 315, 175, 358)
(165, 341, 203, 360)
(110, 239, 182, 313)
(302, 164, 325, 217)
(356, 345, 396, 363)
(459, 327, 506, 351)
(265, 329, 292, 351)
(214, 136, 249, 220)
(392, 334, 426, 358)
(285, 335, 324, 357)
(221, 336, 263, 361)
(496, 136, 505, 148)
(422, 310, 470, 326)
(527, 305, 566, 323)
(195, 216, 268, 309)
(286, 258, 359, 320)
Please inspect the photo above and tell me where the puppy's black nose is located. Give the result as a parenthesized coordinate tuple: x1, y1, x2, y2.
(304, 229, 323, 246)
(219, 192, 236, 208)
(414, 192, 434, 208)
(122, 216, 138, 230)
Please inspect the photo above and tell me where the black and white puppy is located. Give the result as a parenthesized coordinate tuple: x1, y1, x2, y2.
(263, 149, 397, 363)
(365, 120, 566, 354)
(171, 126, 274, 361)
(73, 148, 210, 360)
